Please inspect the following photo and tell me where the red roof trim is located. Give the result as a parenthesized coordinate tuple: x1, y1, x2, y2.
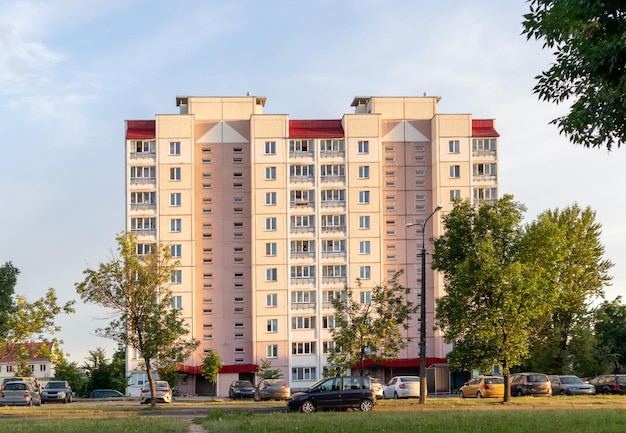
(0, 342, 53, 362)
(472, 119, 499, 137)
(177, 363, 259, 375)
(354, 357, 447, 369)
(126, 120, 156, 139)
(289, 120, 344, 139)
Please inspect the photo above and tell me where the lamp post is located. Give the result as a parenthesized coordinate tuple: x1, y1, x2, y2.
(405, 204, 442, 404)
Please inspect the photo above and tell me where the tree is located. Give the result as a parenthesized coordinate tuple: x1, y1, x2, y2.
(432, 196, 556, 402)
(76, 232, 199, 409)
(201, 349, 222, 385)
(256, 359, 283, 379)
(53, 355, 87, 398)
(522, 1, 626, 150)
(0, 262, 75, 371)
(327, 272, 417, 376)
(594, 297, 626, 373)
(82, 347, 127, 397)
(523, 205, 613, 375)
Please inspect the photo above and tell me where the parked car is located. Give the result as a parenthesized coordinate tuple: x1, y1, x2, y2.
(287, 376, 375, 413)
(41, 380, 73, 403)
(549, 375, 595, 396)
(229, 380, 255, 399)
(459, 376, 504, 399)
(383, 376, 423, 399)
(589, 374, 626, 395)
(1, 377, 40, 392)
(88, 389, 126, 399)
(510, 373, 552, 397)
(370, 378, 384, 399)
(254, 378, 291, 401)
(140, 380, 172, 404)
(0, 380, 42, 406)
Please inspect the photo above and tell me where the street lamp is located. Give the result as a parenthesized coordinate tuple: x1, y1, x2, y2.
(405, 204, 442, 404)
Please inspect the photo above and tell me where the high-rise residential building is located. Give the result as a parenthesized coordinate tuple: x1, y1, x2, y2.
(124, 95, 499, 396)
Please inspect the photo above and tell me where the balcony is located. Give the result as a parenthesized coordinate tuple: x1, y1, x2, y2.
(320, 150, 345, 158)
(321, 251, 346, 259)
(320, 225, 346, 234)
(130, 203, 156, 210)
(289, 175, 315, 183)
(290, 277, 316, 284)
(291, 251, 316, 259)
(129, 152, 156, 159)
(320, 200, 345, 209)
(320, 175, 345, 183)
(291, 302, 316, 310)
(130, 177, 156, 185)
(289, 150, 315, 159)
(290, 200, 315, 209)
(290, 226, 315, 234)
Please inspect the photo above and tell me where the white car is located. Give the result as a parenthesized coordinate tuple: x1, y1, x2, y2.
(370, 378, 384, 399)
(383, 376, 423, 399)
(140, 380, 172, 404)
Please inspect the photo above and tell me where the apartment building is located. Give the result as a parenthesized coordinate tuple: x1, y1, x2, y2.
(124, 95, 499, 396)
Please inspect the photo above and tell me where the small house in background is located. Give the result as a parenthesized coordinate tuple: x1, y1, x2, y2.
(0, 342, 55, 382)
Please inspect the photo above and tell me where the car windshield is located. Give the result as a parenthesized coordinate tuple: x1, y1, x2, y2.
(617, 376, 626, 384)
(528, 375, 548, 382)
(401, 377, 420, 382)
(47, 382, 65, 389)
(306, 378, 329, 390)
(485, 377, 504, 384)
(560, 376, 583, 385)
(5, 383, 27, 390)
(235, 381, 253, 388)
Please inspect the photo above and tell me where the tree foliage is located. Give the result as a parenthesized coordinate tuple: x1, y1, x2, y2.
(82, 347, 128, 397)
(523, 204, 612, 375)
(75, 232, 198, 408)
(594, 297, 626, 373)
(432, 196, 557, 402)
(522, 1, 626, 150)
(0, 262, 75, 371)
(256, 359, 284, 379)
(201, 349, 222, 384)
(327, 272, 417, 376)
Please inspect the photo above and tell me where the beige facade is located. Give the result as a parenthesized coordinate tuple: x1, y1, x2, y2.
(125, 95, 499, 396)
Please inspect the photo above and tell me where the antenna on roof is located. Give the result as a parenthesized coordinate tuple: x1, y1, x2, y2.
(247, 91, 251, 97)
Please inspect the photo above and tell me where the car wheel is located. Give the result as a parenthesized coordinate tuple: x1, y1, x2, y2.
(394, 391, 399, 399)
(36, 399, 41, 407)
(359, 399, 374, 412)
(559, 389, 566, 396)
(254, 392, 260, 402)
(476, 392, 482, 399)
(516, 389, 523, 397)
(28, 399, 33, 406)
(300, 400, 316, 413)
(459, 390, 464, 399)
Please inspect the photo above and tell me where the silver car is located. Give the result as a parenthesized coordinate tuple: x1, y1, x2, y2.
(0, 380, 42, 406)
(383, 376, 424, 399)
(549, 375, 595, 396)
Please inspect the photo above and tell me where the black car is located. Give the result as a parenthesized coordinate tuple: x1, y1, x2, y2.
(287, 376, 375, 413)
(228, 380, 255, 399)
(589, 374, 626, 395)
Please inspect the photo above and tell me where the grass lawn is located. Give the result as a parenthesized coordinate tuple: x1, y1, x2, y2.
(0, 417, 188, 433)
(196, 408, 626, 433)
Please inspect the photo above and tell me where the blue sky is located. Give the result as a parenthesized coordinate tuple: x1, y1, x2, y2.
(1, 0, 624, 364)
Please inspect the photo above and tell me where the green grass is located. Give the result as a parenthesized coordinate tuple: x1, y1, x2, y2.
(196, 408, 626, 433)
(0, 417, 188, 433)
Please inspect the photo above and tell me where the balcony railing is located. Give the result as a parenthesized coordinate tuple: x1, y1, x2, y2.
(320, 226, 346, 233)
(320, 175, 345, 183)
(290, 176, 315, 183)
(289, 151, 315, 158)
(291, 302, 316, 310)
(290, 201, 315, 209)
(129, 152, 156, 159)
(320, 150, 345, 158)
(320, 200, 345, 208)
(321, 251, 346, 258)
(130, 178, 156, 184)
(291, 251, 316, 259)
(290, 226, 315, 234)
(290, 277, 316, 284)
(130, 203, 156, 210)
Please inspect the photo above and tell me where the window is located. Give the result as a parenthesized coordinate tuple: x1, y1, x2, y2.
(169, 141, 181, 155)
(359, 216, 370, 229)
(129, 166, 156, 182)
(358, 140, 369, 154)
(266, 268, 278, 282)
(171, 295, 182, 309)
(358, 166, 370, 179)
(415, 170, 425, 177)
(449, 165, 460, 178)
(359, 191, 370, 204)
(171, 270, 182, 284)
(266, 293, 278, 307)
(450, 189, 461, 201)
(291, 290, 315, 305)
(360, 291, 371, 304)
(291, 265, 315, 279)
(170, 167, 181, 181)
(265, 217, 277, 231)
(170, 244, 182, 258)
(267, 319, 278, 333)
(170, 193, 181, 206)
(291, 316, 316, 330)
(233, 157, 243, 164)
(266, 192, 277, 205)
(170, 219, 182, 232)
(292, 342, 316, 355)
(136, 243, 153, 255)
(265, 167, 277, 180)
(130, 219, 155, 235)
(130, 191, 156, 208)
(267, 345, 278, 358)
(266, 242, 277, 256)
(360, 266, 371, 279)
(359, 241, 371, 254)
(322, 316, 336, 329)
(448, 140, 460, 153)
(233, 197, 244, 203)
(474, 187, 498, 201)
(265, 141, 276, 155)
(322, 341, 336, 354)
(292, 367, 316, 381)
(473, 163, 497, 176)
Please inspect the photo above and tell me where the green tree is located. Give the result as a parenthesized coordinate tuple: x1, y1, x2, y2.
(201, 349, 222, 385)
(594, 297, 626, 373)
(256, 359, 283, 379)
(76, 232, 199, 409)
(52, 355, 87, 398)
(327, 272, 417, 376)
(522, 1, 626, 150)
(523, 205, 612, 375)
(82, 347, 127, 397)
(432, 196, 556, 402)
(0, 262, 75, 372)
